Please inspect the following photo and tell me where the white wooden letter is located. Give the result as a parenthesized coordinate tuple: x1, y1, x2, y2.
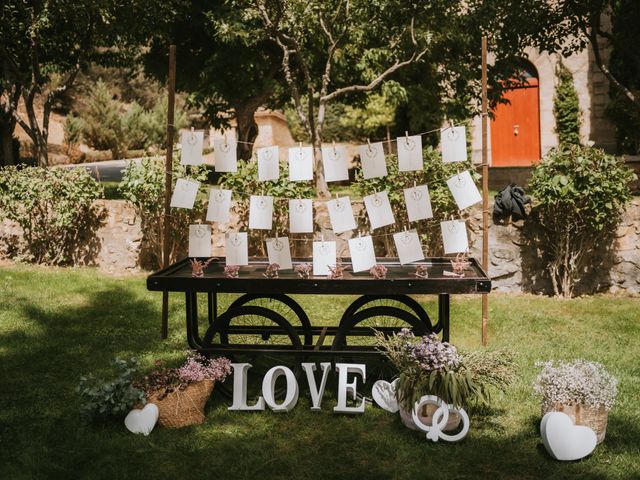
(333, 363, 366, 414)
(228, 363, 265, 411)
(262, 366, 299, 412)
(301, 362, 332, 411)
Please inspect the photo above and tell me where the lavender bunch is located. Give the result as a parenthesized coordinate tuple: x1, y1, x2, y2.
(410, 332, 462, 371)
(177, 352, 232, 383)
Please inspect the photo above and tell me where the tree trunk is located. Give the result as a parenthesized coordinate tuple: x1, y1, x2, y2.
(0, 119, 17, 166)
(23, 91, 50, 166)
(234, 105, 260, 161)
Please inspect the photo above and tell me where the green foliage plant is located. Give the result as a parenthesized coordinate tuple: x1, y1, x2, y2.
(63, 115, 86, 163)
(353, 145, 477, 255)
(77, 358, 146, 421)
(219, 159, 314, 256)
(376, 329, 516, 411)
(80, 80, 127, 157)
(553, 63, 582, 146)
(0, 166, 104, 265)
(119, 156, 209, 269)
(528, 144, 635, 297)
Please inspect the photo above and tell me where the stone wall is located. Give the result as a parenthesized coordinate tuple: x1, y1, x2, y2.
(1, 199, 639, 293)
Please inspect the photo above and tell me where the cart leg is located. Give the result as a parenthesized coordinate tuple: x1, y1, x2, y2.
(207, 291, 217, 326)
(438, 293, 450, 342)
(185, 292, 203, 349)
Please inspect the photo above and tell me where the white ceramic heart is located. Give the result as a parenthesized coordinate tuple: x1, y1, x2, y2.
(371, 379, 399, 413)
(124, 403, 159, 436)
(541, 412, 597, 461)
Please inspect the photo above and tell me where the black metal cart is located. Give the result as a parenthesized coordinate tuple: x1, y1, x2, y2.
(146, 257, 491, 359)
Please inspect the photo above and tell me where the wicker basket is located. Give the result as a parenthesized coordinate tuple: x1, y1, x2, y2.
(542, 403, 608, 444)
(148, 379, 215, 428)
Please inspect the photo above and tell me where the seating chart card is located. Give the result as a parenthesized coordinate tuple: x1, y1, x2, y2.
(266, 236, 293, 270)
(288, 146, 314, 181)
(363, 191, 395, 230)
(404, 184, 433, 222)
(321, 145, 349, 182)
(206, 188, 232, 223)
(170, 178, 200, 209)
(358, 142, 387, 179)
(327, 196, 357, 234)
(188, 224, 211, 258)
(440, 220, 469, 254)
(289, 199, 314, 233)
(180, 130, 204, 165)
(348, 235, 376, 273)
(397, 135, 423, 172)
(257, 146, 280, 181)
(393, 229, 424, 265)
(446, 170, 482, 210)
(313, 241, 337, 276)
(441, 126, 467, 163)
(213, 138, 237, 172)
(225, 232, 248, 266)
(249, 195, 274, 230)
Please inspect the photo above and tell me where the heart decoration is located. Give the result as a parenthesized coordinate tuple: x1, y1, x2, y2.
(124, 403, 159, 436)
(372, 379, 399, 413)
(540, 412, 597, 461)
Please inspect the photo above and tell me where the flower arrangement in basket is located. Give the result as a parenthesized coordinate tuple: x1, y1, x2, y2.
(534, 360, 618, 444)
(138, 353, 232, 428)
(376, 329, 516, 432)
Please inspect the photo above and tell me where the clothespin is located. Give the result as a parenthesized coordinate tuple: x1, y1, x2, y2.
(332, 140, 337, 155)
(405, 131, 410, 147)
(367, 138, 373, 153)
(191, 126, 195, 133)
(413, 180, 417, 189)
(224, 131, 228, 148)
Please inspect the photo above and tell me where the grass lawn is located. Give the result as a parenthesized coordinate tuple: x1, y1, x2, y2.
(0, 264, 639, 479)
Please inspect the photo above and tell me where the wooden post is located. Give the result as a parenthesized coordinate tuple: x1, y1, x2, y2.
(161, 44, 177, 340)
(481, 36, 489, 346)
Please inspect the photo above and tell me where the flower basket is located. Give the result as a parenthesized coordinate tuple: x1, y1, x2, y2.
(148, 379, 215, 428)
(542, 402, 608, 444)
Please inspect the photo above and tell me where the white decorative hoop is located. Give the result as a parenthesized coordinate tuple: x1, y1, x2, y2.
(411, 395, 470, 443)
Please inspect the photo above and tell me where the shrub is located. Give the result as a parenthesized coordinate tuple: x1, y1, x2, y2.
(80, 80, 127, 157)
(353, 145, 477, 255)
(528, 144, 635, 297)
(119, 156, 209, 269)
(63, 115, 85, 163)
(77, 358, 146, 421)
(219, 160, 314, 256)
(553, 63, 582, 146)
(144, 95, 188, 150)
(122, 102, 153, 151)
(0, 166, 105, 265)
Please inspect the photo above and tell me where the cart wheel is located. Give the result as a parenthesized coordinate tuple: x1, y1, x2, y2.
(202, 306, 303, 400)
(226, 294, 313, 346)
(332, 295, 433, 348)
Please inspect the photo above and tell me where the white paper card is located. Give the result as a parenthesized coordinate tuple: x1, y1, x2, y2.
(249, 195, 274, 230)
(321, 146, 349, 182)
(288, 146, 314, 181)
(206, 188, 232, 223)
(440, 220, 469, 254)
(404, 185, 433, 222)
(363, 191, 395, 230)
(359, 142, 387, 179)
(446, 170, 482, 210)
(225, 232, 248, 266)
(266, 237, 293, 270)
(327, 196, 357, 234)
(257, 146, 280, 181)
(348, 235, 377, 273)
(170, 179, 200, 209)
(313, 241, 337, 276)
(441, 126, 467, 163)
(180, 130, 204, 165)
(188, 224, 211, 257)
(393, 229, 424, 265)
(397, 135, 423, 172)
(289, 199, 314, 233)
(213, 138, 237, 172)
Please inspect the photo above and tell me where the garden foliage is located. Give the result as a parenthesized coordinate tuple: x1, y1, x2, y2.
(77, 358, 146, 421)
(528, 144, 635, 297)
(553, 63, 582, 146)
(353, 146, 477, 256)
(0, 166, 104, 265)
(119, 156, 209, 269)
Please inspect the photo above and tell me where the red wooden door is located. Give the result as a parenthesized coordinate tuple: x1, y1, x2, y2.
(491, 78, 541, 166)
